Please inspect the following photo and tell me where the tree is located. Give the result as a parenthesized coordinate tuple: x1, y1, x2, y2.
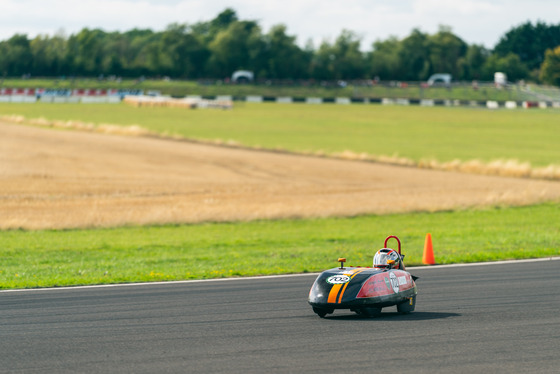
(66, 28, 107, 75)
(311, 30, 366, 80)
(262, 25, 310, 79)
(482, 52, 529, 81)
(124, 29, 158, 75)
(427, 26, 468, 79)
(457, 44, 489, 80)
(540, 46, 560, 86)
(100, 32, 128, 76)
(368, 36, 401, 80)
(398, 29, 431, 81)
(1, 8, 555, 83)
(494, 21, 560, 71)
(30, 34, 68, 76)
(0, 34, 33, 76)
(191, 8, 238, 44)
(207, 20, 265, 78)
(331, 30, 366, 79)
(397, 29, 430, 80)
(156, 23, 210, 78)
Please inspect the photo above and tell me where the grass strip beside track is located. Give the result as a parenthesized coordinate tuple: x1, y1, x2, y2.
(1, 78, 524, 101)
(1, 103, 560, 171)
(1, 203, 559, 289)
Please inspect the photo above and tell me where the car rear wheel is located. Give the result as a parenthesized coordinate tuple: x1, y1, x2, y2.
(397, 295, 416, 314)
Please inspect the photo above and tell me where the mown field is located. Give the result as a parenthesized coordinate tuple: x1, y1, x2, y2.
(1, 102, 559, 289)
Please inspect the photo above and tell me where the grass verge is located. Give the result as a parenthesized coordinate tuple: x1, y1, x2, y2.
(1, 103, 560, 172)
(1, 203, 559, 289)
(1, 77, 523, 101)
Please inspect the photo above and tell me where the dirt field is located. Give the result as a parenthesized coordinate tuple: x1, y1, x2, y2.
(2, 121, 560, 230)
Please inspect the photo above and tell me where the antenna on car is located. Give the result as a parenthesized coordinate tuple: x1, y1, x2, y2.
(338, 258, 346, 269)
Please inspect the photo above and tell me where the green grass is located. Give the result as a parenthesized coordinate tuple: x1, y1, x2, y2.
(1, 102, 560, 167)
(1, 77, 524, 101)
(1, 102, 559, 289)
(1, 203, 559, 289)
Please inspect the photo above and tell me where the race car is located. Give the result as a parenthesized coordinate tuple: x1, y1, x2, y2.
(308, 235, 418, 318)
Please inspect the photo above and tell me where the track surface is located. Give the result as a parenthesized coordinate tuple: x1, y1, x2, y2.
(2, 260, 559, 373)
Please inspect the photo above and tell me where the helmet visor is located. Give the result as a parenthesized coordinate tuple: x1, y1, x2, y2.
(373, 249, 398, 267)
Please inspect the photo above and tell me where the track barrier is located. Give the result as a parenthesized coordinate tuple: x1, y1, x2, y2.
(0, 88, 559, 108)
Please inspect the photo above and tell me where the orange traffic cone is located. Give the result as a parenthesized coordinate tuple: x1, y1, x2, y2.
(422, 233, 436, 265)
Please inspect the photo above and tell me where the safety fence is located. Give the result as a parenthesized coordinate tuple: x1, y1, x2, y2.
(0, 88, 142, 103)
(228, 95, 560, 109)
(1, 88, 559, 109)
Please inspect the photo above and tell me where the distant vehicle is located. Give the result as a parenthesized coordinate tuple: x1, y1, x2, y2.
(231, 70, 254, 83)
(494, 72, 507, 87)
(427, 73, 452, 86)
(308, 235, 418, 318)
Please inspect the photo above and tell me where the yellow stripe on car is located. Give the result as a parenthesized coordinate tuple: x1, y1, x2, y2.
(327, 268, 369, 304)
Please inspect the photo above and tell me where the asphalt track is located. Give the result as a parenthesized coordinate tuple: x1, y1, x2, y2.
(1, 259, 559, 373)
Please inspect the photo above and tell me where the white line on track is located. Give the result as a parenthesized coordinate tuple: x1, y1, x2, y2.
(408, 256, 560, 269)
(2, 257, 558, 293)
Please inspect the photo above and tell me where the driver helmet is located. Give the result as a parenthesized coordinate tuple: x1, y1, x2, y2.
(373, 248, 400, 269)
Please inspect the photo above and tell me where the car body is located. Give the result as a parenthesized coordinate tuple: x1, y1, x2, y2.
(308, 236, 418, 317)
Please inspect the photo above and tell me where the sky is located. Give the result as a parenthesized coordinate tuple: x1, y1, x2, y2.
(1, 0, 559, 50)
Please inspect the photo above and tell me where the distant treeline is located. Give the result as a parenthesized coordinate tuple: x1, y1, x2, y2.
(1, 8, 560, 84)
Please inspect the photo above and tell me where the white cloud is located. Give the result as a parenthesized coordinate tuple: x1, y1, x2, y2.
(412, 0, 500, 16)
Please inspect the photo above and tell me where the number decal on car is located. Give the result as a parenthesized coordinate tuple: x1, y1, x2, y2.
(389, 272, 399, 293)
(326, 275, 351, 284)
